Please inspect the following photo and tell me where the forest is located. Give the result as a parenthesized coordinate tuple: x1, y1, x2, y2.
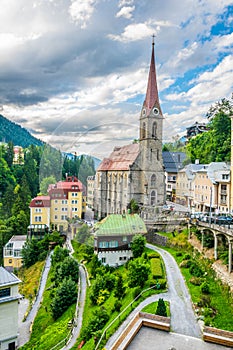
(0, 142, 95, 264)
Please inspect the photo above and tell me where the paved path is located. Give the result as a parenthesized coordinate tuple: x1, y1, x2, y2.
(18, 253, 52, 347)
(105, 244, 202, 349)
(61, 236, 87, 349)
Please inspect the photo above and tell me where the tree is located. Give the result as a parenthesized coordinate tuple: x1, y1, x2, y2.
(51, 277, 77, 320)
(22, 238, 41, 268)
(51, 245, 69, 267)
(39, 175, 56, 194)
(56, 256, 79, 284)
(128, 258, 150, 288)
(114, 273, 125, 299)
(131, 234, 146, 258)
(187, 98, 232, 164)
(76, 224, 91, 244)
(156, 298, 167, 317)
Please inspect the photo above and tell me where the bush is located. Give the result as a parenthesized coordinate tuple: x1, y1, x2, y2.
(157, 278, 166, 289)
(183, 253, 191, 260)
(151, 258, 163, 278)
(82, 307, 109, 341)
(179, 259, 192, 268)
(156, 298, 167, 317)
(175, 252, 182, 257)
(148, 252, 160, 259)
(201, 282, 210, 294)
(133, 286, 141, 299)
(114, 299, 122, 312)
(189, 277, 203, 286)
(189, 263, 203, 277)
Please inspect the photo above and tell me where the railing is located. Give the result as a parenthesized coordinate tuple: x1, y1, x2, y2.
(94, 284, 157, 350)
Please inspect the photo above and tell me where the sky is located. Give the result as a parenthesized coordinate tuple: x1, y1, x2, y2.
(0, 0, 232, 159)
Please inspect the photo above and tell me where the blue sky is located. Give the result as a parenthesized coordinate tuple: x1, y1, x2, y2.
(0, 0, 232, 159)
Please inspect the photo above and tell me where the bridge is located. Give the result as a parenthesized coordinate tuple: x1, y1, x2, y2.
(190, 220, 233, 273)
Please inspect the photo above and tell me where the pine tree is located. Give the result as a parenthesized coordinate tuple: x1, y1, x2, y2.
(156, 298, 167, 317)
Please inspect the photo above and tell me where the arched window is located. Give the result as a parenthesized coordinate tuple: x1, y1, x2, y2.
(151, 174, 156, 187)
(142, 122, 146, 139)
(151, 190, 156, 205)
(152, 122, 157, 138)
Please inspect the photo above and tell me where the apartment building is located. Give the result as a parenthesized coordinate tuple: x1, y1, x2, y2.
(3, 235, 27, 272)
(29, 176, 86, 233)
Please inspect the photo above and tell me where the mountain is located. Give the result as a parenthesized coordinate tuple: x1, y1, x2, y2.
(63, 152, 101, 170)
(0, 114, 44, 147)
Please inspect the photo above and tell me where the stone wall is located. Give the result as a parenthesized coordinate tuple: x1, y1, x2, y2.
(146, 232, 168, 246)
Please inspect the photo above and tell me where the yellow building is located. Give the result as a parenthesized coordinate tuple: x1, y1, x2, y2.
(29, 176, 86, 233)
(3, 235, 27, 272)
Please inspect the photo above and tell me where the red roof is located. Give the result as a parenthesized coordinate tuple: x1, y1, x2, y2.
(97, 143, 139, 171)
(30, 196, 51, 208)
(143, 41, 161, 113)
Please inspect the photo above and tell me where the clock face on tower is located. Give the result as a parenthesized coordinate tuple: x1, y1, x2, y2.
(153, 107, 159, 116)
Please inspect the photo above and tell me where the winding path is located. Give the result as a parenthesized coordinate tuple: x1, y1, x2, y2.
(105, 243, 202, 349)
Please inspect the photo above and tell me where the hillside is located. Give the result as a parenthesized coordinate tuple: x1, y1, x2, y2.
(0, 114, 44, 147)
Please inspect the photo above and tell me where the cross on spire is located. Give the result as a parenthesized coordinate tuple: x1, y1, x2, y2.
(152, 34, 155, 46)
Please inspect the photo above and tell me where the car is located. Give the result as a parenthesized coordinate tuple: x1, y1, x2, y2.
(215, 216, 233, 225)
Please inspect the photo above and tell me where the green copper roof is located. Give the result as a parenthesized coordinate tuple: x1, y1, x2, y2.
(95, 214, 147, 236)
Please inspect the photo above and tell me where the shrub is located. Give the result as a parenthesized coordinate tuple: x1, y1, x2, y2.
(156, 298, 167, 317)
(189, 277, 203, 286)
(183, 253, 191, 260)
(179, 259, 192, 268)
(201, 282, 210, 294)
(151, 258, 163, 278)
(82, 307, 109, 341)
(133, 286, 141, 299)
(148, 252, 160, 259)
(114, 299, 122, 312)
(189, 263, 203, 277)
(175, 252, 182, 257)
(157, 278, 166, 289)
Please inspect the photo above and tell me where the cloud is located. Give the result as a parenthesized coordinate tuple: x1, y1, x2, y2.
(68, 0, 97, 28)
(108, 22, 160, 42)
(116, 6, 135, 19)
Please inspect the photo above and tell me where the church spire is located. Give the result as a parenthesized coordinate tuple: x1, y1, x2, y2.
(143, 36, 160, 110)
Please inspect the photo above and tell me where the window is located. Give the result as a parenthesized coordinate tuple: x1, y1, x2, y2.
(101, 257, 106, 263)
(62, 200, 67, 204)
(54, 215, 58, 220)
(62, 207, 68, 211)
(151, 190, 156, 205)
(61, 215, 67, 220)
(142, 122, 146, 139)
(72, 200, 78, 204)
(0, 287, 10, 298)
(72, 192, 78, 197)
(152, 122, 157, 138)
(35, 216, 42, 222)
(151, 174, 156, 187)
(109, 241, 118, 248)
(72, 207, 78, 212)
(99, 241, 109, 248)
(35, 208, 42, 213)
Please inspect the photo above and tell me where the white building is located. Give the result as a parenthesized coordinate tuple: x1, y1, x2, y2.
(0, 266, 21, 350)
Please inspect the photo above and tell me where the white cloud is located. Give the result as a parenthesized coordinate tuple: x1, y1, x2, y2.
(69, 0, 97, 28)
(108, 22, 160, 42)
(116, 6, 135, 19)
(118, 0, 134, 7)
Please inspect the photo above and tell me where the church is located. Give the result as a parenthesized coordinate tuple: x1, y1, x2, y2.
(94, 39, 165, 220)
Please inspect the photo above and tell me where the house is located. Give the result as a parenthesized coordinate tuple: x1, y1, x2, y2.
(86, 175, 95, 209)
(0, 266, 21, 350)
(29, 176, 86, 233)
(94, 39, 165, 220)
(162, 151, 186, 201)
(94, 213, 147, 267)
(3, 235, 27, 272)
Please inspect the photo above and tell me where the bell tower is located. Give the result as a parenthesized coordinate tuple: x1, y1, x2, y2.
(139, 37, 165, 211)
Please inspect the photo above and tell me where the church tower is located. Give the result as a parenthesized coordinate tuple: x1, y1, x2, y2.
(139, 37, 165, 212)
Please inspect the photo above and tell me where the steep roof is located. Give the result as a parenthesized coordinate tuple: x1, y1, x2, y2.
(97, 143, 139, 171)
(4, 235, 27, 250)
(95, 213, 147, 237)
(143, 38, 161, 112)
(29, 195, 51, 208)
(0, 266, 21, 286)
(162, 151, 186, 173)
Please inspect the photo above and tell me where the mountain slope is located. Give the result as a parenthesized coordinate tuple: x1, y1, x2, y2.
(0, 114, 44, 147)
